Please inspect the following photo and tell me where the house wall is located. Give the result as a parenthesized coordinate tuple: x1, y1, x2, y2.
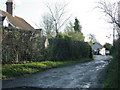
(99, 48, 106, 55)
(3, 17, 9, 27)
(44, 38, 49, 48)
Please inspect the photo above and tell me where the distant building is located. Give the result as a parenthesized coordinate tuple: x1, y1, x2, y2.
(91, 42, 105, 55)
(0, 0, 34, 30)
(99, 48, 106, 55)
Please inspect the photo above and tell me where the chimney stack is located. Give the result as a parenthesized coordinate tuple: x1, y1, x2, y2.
(6, 0, 15, 16)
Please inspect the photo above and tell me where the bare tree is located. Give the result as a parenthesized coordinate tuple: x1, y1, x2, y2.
(64, 21, 74, 33)
(97, 0, 120, 37)
(88, 34, 97, 43)
(45, 1, 71, 36)
(41, 13, 54, 38)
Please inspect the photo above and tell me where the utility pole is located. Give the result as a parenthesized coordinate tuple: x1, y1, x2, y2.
(113, 24, 115, 44)
(118, 1, 120, 38)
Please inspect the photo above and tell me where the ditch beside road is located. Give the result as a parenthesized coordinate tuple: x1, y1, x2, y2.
(2, 55, 112, 89)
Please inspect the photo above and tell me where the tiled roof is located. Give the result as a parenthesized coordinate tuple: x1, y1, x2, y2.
(0, 10, 34, 30)
(93, 42, 103, 47)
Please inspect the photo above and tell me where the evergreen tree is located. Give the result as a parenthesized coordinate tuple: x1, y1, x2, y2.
(64, 18, 84, 41)
(74, 18, 82, 32)
(103, 43, 112, 50)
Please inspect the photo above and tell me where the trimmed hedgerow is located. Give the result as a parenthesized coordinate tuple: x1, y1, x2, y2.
(47, 34, 92, 61)
(2, 27, 46, 64)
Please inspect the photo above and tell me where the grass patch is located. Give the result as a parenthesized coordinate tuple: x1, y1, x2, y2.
(103, 55, 118, 89)
(2, 58, 92, 79)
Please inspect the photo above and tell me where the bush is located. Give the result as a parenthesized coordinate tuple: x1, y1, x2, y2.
(104, 38, 120, 89)
(47, 35, 72, 61)
(2, 27, 93, 64)
(47, 34, 92, 61)
(2, 27, 45, 64)
(68, 31, 84, 41)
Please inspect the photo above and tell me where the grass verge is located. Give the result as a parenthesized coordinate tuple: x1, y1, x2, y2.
(103, 55, 118, 89)
(2, 58, 92, 79)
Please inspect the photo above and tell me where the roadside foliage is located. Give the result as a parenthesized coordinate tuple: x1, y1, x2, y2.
(1, 27, 93, 79)
(47, 34, 92, 61)
(104, 38, 120, 88)
(2, 27, 92, 65)
(2, 27, 46, 64)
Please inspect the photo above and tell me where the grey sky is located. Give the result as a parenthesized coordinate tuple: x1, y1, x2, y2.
(1, 0, 118, 45)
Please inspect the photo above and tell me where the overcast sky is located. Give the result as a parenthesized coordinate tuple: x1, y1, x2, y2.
(0, 0, 119, 45)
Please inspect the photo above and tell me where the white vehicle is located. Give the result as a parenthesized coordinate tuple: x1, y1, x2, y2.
(105, 50, 110, 55)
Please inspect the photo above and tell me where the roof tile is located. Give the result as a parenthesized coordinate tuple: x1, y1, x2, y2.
(0, 10, 34, 30)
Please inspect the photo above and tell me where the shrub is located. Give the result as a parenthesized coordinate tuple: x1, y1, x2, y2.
(47, 35, 72, 61)
(2, 27, 45, 64)
(2, 27, 92, 64)
(104, 38, 119, 88)
(47, 34, 92, 61)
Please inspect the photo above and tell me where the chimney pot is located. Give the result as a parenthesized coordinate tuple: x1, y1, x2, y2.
(6, 0, 15, 16)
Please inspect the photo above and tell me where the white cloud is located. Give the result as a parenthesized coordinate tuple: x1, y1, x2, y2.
(15, 0, 24, 6)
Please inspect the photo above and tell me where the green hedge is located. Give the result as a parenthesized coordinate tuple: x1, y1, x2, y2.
(104, 38, 120, 89)
(2, 27, 45, 64)
(47, 34, 92, 61)
(2, 27, 93, 64)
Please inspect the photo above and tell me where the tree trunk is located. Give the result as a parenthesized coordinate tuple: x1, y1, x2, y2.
(16, 51, 19, 63)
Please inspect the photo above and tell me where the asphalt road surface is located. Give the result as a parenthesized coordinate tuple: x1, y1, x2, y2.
(2, 55, 112, 89)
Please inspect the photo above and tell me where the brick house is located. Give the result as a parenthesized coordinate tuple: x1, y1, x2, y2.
(0, 0, 34, 30)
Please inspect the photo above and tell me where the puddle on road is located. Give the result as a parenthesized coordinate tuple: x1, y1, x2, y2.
(89, 69, 95, 72)
(94, 56, 111, 71)
(96, 63, 108, 71)
(93, 55, 112, 60)
(95, 60, 106, 63)
(82, 82, 91, 88)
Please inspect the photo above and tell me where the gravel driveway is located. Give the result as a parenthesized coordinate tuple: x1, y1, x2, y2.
(2, 55, 112, 89)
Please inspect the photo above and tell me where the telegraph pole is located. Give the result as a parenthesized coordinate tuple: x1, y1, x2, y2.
(113, 24, 115, 44)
